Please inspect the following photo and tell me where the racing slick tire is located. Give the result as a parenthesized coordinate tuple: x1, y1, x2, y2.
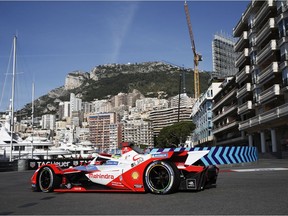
(37, 166, 61, 193)
(144, 160, 180, 194)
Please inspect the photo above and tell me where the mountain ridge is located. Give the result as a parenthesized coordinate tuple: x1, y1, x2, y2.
(19, 61, 212, 117)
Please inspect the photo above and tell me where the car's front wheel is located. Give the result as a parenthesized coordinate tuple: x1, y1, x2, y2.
(144, 160, 180, 194)
(38, 166, 61, 192)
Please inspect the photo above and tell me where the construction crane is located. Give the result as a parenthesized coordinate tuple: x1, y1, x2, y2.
(184, 1, 202, 99)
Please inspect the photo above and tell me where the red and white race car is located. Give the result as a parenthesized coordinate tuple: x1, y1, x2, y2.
(31, 142, 219, 194)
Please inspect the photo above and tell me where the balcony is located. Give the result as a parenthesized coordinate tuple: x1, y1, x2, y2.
(258, 62, 279, 85)
(258, 84, 280, 104)
(239, 102, 288, 130)
(238, 100, 253, 115)
(213, 121, 238, 135)
(213, 105, 237, 122)
(213, 89, 237, 111)
(257, 40, 278, 64)
(199, 136, 213, 145)
(237, 83, 252, 99)
(235, 48, 249, 68)
(278, 36, 288, 48)
(234, 31, 248, 52)
(256, 18, 276, 47)
(280, 61, 288, 71)
(233, 3, 251, 37)
(236, 65, 250, 84)
(276, 0, 287, 13)
(254, 0, 275, 27)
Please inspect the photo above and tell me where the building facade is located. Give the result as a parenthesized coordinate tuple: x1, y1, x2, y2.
(41, 114, 56, 130)
(233, 0, 288, 156)
(212, 77, 245, 146)
(88, 112, 118, 152)
(170, 93, 195, 108)
(58, 101, 70, 120)
(191, 82, 222, 146)
(149, 106, 192, 137)
(212, 33, 238, 78)
(120, 119, 154, 148)
(70, 93, 82, 117)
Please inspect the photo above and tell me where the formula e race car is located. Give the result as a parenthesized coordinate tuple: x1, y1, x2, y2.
(31, 142, 258, 194)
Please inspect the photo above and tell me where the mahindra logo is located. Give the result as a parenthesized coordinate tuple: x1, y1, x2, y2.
(89, 173, 114, 179)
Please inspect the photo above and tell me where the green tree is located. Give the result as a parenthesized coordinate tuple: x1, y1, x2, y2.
(156, 121, 195, 148)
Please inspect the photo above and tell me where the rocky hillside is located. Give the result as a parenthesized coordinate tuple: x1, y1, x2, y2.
(19, 61, 212, 117)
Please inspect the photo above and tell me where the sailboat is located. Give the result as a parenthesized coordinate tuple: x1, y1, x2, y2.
(0, 36, 72, 161)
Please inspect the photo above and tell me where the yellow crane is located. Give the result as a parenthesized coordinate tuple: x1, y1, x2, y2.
(184, 1, 202, 99)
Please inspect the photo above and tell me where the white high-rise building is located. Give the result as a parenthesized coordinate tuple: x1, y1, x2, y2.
(212, 33, 238, 78)
(70, 93, 82, 117)
(41, 114, 56, 130)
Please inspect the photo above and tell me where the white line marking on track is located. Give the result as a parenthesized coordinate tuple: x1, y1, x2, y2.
(230, 168, 288, 172)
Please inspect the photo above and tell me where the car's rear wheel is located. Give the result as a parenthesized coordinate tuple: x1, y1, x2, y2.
(144, 160, 180, 194)
(38, 166, 61, 192)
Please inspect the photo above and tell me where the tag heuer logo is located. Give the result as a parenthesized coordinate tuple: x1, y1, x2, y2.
(30, 162, 36, 168)
(187, 179, 196, 189)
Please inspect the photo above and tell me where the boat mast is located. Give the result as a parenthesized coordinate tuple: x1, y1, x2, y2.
(31, 82, 35, 158)
(10, 35, 17, 162)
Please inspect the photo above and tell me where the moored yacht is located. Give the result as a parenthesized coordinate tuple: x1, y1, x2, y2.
(58, 142, 96, 159)
(0, 114, 72, 160)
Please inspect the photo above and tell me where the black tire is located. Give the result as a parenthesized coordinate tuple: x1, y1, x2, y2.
(38, 166, 61, 193)
(144, 160, 180, 194)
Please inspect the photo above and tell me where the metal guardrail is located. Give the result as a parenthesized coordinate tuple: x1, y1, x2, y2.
(27, 158, 93, 170)
(0, 160, 18, 172)
(0, 158, 94, 172)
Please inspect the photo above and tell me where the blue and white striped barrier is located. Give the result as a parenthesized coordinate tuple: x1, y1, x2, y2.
(150, 146, 258, 166)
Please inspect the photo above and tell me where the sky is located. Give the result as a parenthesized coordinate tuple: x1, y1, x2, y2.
(0, 0, 249, 112)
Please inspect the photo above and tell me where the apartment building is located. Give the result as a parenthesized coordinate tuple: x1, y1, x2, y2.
(70, 93, 82, 117)
(149, 106, 192, 137)
(212, 77, 245, 146)
(58, 101, 70, 120)
(41, 114, 56, 130)
(233, 0, 288, 155)
(191, 82, 222, 146)
(88, 112, 118, 152)
(170, 93, 195, 108)
(120, 119, 154, 148)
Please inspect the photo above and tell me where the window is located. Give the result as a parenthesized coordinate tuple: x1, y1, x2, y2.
(249, 34, 256, 47)
(248, 14, 255, 28)
(253, 88, 260, 103)
(251, 68, 259, 84)
(206, 101, 212, 110)
(250, 51, 257, 65)
(278, 17, 288, 37)
(208, 130, 211, 136)
(280, 43, 288, 61)
(14, 146, 25, 151)
(279, 19, 285, 37)
(282, 67, 288, 87)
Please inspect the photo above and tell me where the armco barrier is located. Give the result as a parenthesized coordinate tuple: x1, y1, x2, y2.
(18, 159, 28, 171)
(0, 160, 18, 172)
(27, 158, 93, 170)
